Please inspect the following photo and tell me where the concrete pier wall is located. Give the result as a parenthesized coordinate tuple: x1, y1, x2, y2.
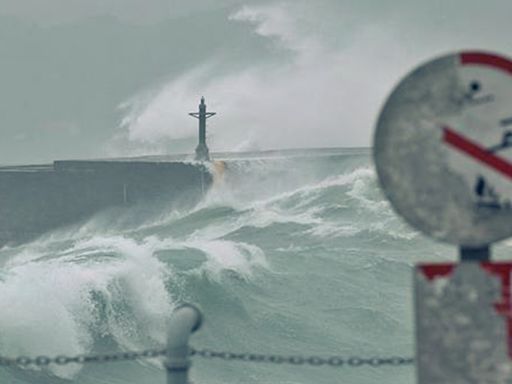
(0, 160, 211, 246)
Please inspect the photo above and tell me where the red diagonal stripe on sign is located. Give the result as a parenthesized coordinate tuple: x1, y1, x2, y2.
(442, 126, 512, 180)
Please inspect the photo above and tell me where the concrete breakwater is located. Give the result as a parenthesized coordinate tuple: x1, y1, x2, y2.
(0, 160, 212, 247)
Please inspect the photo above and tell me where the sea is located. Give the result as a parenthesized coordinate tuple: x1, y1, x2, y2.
(1, 148, 510, 384)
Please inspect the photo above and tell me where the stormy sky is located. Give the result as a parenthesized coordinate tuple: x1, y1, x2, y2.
(0, 0, 511, 164)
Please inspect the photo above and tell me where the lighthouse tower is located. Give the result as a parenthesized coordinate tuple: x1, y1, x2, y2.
(189, 97, 216, 161)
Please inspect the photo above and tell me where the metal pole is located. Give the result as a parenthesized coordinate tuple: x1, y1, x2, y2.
(189, 97, 215, 162)
(200, 168, 205, 196)
(199, 98, 206, 147)
(166, 304, 203, 384)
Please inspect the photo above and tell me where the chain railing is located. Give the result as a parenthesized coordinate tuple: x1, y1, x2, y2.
(0, 348, 167, 367)
(0, 348, 414, 368)
(0, 304, 414, 383)
(190, 348, 414, 368)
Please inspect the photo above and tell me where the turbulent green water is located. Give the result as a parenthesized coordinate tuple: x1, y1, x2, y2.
(2, 149, 505, 384)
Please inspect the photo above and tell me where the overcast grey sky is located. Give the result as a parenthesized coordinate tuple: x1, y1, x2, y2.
(0, 0, 511, 164)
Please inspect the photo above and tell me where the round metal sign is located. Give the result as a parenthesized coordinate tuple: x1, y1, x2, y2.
(374, 51, 512, 246)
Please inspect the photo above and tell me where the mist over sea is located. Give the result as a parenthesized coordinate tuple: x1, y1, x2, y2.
(4, 148, 512, 384)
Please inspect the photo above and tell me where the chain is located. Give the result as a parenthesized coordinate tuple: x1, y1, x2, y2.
(0, 347, 414, 368)
(0, 348, 167, 367)
(190, 348, 414, 368)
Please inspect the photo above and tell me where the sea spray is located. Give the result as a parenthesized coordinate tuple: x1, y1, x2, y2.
(0, 150, 455, 384)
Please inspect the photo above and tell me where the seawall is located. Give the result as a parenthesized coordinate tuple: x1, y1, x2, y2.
(0, 160, 212, 247)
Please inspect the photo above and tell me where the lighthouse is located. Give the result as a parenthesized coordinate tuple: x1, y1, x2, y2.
(189, 97, 216, 161)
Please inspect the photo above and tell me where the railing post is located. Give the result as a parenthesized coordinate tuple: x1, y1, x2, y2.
(166, 304, 203, 384)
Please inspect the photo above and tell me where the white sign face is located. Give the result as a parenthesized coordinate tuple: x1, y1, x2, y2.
(374, 51, 512, 246)
(415, 262, 512, 384)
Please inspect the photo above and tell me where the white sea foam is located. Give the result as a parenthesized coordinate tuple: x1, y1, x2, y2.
(368, 221, 418, 241)
(0, 152, 430, 384)
(0, 261, 94, 378)
(346, 173, 389, 213)
(183, 165, 409, 246)
(198, 164, 374, 216)
(0, 236, 174, 379)
(306, 223, 361, 238)
(139, 234, 269, 282)
(188, 240, 267, 280)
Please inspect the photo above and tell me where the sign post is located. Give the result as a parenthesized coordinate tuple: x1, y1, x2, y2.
(414, 261, 512, 383)
(374, 50, 512, 383)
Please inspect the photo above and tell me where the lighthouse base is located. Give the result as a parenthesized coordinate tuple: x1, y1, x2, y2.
(195, 143, 210, 162)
